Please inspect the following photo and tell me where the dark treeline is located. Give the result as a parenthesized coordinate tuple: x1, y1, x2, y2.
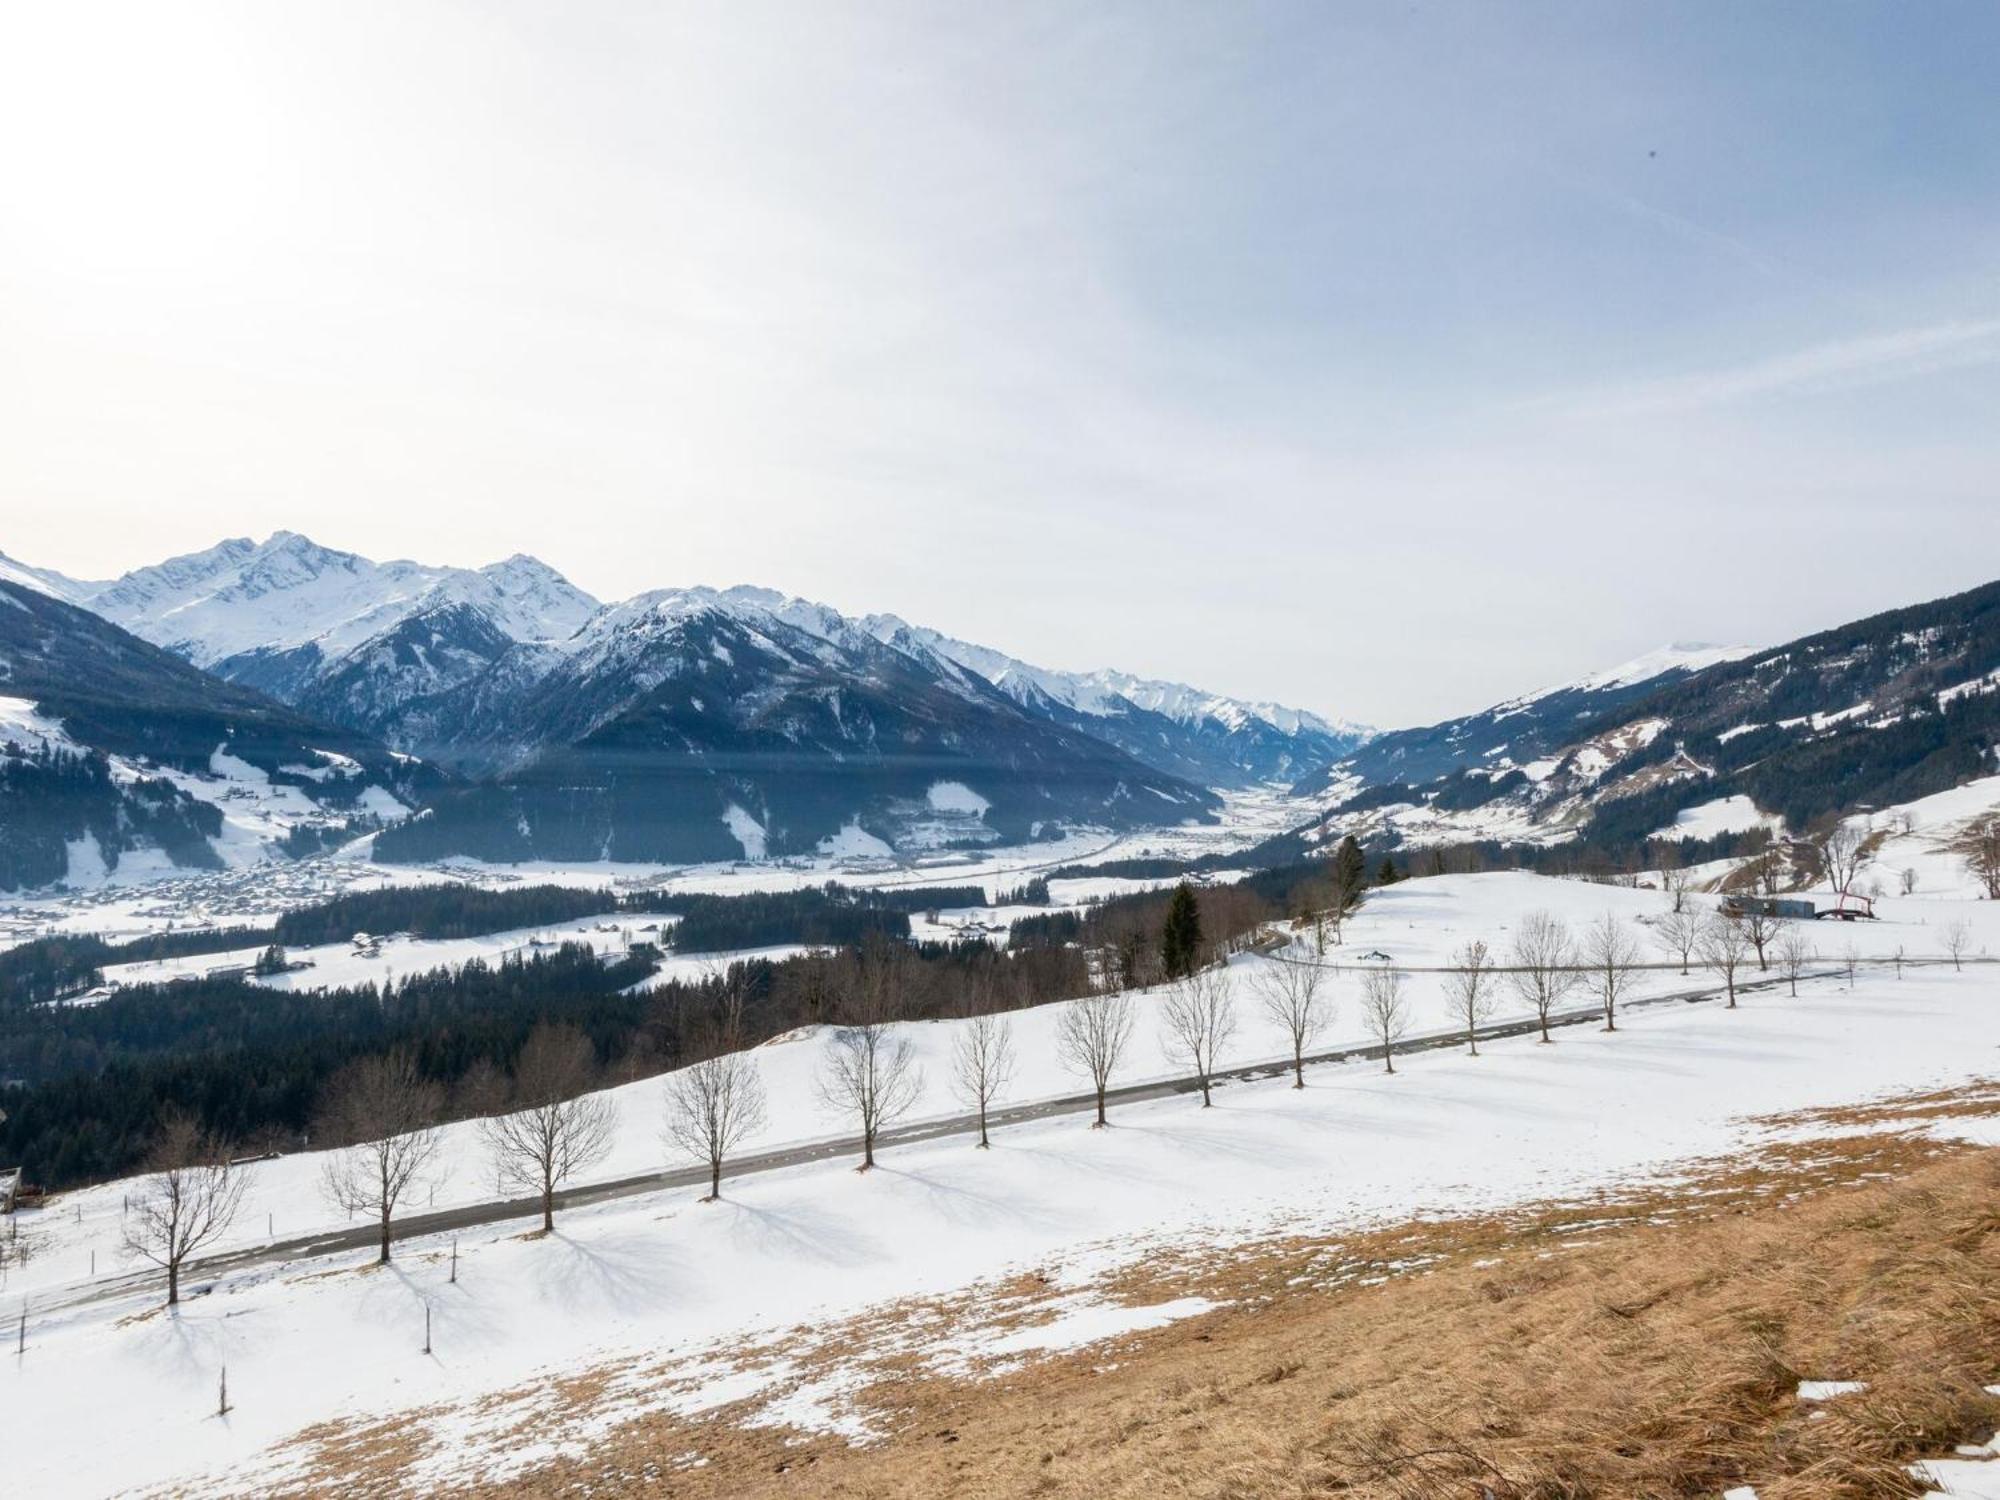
(628, 879, 1050, 953)
(0, 944, 658, 1187)
(272, 882, 618, 945)
(654, 888, 912, 953)
(0, 864, 1308, 1191)
(0, 885, 627, 1008)
(0, 927, 291, 1010)
(0, 878, 1045, 1011)
(0, 935, 127, 1008)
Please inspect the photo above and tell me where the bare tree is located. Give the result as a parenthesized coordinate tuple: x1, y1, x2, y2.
(1899, 866, 1918, 897)
(1359, 967, 1410, 1073)
(950, 1012, 1016, 1147)
(1773, 923, 1815, 997)
(1509, 909, 1580, 1043)
(665, 1052, 768, 1200)
(818, 1021, 924, 1169)
(1253, 957, 1330, 1086)
(1161, 963, 1236, 1107)
(1965, 816, 2000, 900)
(1696, 915, 1753, 1009)
(1942, 918, 1972, 973)
(452, 1057, 509, 1119)
(1840, 941, 1859, 989)
(318, 1050, 443, 1264)
(1056, 990, 1136, 1127)
(1655, 907, 1700, 976)
(122, 1114, 248, 1307)
(664, 978, 768, 1199)
(1580, 912, 1644, 1032)
(1660, 863, 1691, 915)
(1737, 906, 1778, 972)
(1442, 939, 1496, 1055)
(1817, 824, 1869, 905)
(480, 1024, 618, 1231)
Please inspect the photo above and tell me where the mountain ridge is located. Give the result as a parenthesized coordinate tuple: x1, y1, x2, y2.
(1284, 580, 2000, 862)
(27, 535, 1359, 793)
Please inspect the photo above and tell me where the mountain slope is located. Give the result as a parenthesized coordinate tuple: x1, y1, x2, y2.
(0, 576, 441, 889)
(1293, 642, 1749, 798)
(27, 535, 1362, 866)
(375, 591, 1219, 864)
(52, 538, 1356, 794)
(852, 609, 1371, 787)
(1290, 585, 2000, 859)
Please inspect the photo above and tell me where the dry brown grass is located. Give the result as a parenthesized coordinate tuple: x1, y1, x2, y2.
(252, 1087, 2000, 1500)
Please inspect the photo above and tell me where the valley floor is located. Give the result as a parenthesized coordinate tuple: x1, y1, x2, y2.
(0, 784, 1301, 951)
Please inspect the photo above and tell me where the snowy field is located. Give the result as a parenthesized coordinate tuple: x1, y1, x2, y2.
(87, 918, 654, 995)
(5, 870, 2000, 1496)
(19, 872, 2000, 1285)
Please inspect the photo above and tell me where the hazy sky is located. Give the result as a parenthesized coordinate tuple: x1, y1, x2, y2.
(4, 2, 1998, 727)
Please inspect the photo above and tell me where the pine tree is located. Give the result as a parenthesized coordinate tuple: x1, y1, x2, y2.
(1159, 882, 1204, 981)
(1375, 857, 1399, 886)
(1334, 837, 1367, 912)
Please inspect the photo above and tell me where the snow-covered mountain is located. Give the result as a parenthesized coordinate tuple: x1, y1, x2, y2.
(30, 535, 1360, 799)
(374, 586, 1218, 864)
(78, 531, 600, 667)
(0, 573, 438, 890)
(1287, 579, 2000, 861)
(7, 532, 1383, 865)
(1293, 640, 1753, 799)
(851, 612, 1371, 788)
(0, 549, 93, 604)
(23, 532, 597, 744)
(1495, 642, 1756, 710)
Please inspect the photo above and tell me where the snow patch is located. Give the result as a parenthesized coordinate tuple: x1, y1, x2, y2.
(1655, 796, 1776, 841)
(722, 803, 768, 860)
(817, 820, 895, 859)
(925, 780, 991, 817)
(1797, 1380, 1868, 1401)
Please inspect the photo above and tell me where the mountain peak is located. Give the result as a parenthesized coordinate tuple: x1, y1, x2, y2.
(76, 533, 598, 665)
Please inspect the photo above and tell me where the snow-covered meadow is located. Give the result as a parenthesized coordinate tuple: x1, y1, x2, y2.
(16, 871, 2000, 1294)
(5, 870, 1999, 1496)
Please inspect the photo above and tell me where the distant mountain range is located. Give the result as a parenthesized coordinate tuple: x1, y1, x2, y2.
(1293, 642, 1752, 797)
(1285, 583, 2000, 859)
(11, 530, 1997, 889)
(0, 534, 1367, 880)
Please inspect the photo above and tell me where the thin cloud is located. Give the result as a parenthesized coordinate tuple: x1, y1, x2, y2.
(1548, 317, 2000, 418)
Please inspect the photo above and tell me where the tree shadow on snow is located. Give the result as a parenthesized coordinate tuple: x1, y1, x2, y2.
(718, 1198, 881, 1271)
(866, 1164, 1065, 1235)
(532, 1228, 689, 1318)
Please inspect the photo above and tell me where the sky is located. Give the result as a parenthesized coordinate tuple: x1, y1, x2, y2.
(3, 1, 1998, 729)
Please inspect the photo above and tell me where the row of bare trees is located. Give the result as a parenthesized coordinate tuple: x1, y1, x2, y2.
(121, 886, 1926, 1305)
(120, 1022, 624, 1308)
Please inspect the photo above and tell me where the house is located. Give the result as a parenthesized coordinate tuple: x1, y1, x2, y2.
(1721, 895, 1818, 921)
